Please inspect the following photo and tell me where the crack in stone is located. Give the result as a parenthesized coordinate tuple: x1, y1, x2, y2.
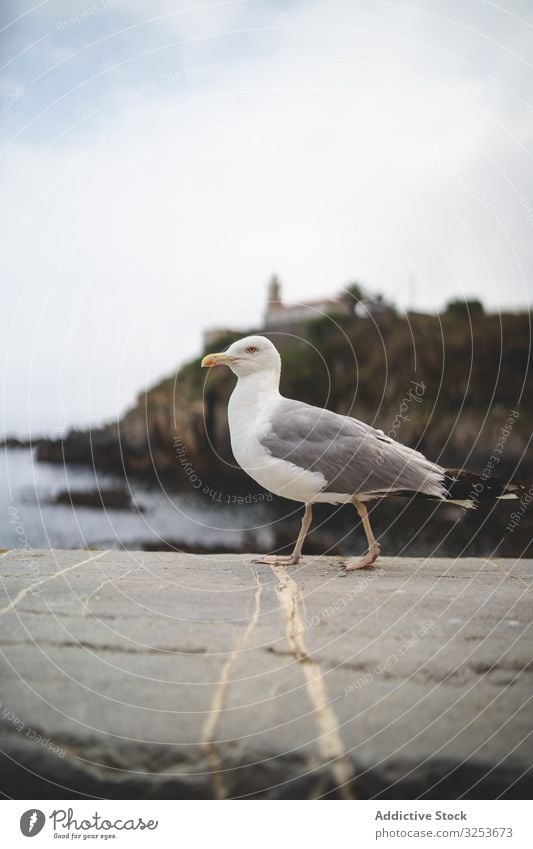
(201, 565, 263, 799)
(0, 639, 206, 656)
(0, 551, 110, 617)
(315, 658, 533, 686)
(270, 562, 356, 800)
(264, 645, 299, 659)
(9, 606, 140, 621)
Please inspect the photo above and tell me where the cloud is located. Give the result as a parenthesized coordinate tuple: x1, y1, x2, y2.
(1, 0, 532, 434)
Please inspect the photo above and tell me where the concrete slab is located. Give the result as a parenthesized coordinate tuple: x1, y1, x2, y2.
(0, 550, 531, 798)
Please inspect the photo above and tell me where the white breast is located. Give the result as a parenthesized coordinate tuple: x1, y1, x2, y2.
(227, 379, 326, 503)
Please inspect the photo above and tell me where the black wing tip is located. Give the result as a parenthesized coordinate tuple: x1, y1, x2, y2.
(444, 468, 526, 501)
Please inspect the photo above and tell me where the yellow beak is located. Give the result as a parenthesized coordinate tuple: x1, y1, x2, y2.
(201, 352, 235, 368)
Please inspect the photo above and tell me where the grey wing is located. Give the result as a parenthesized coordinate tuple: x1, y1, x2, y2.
(261, 398, 445, 497)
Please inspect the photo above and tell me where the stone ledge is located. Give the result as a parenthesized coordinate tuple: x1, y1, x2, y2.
(0, 550, 531, 799)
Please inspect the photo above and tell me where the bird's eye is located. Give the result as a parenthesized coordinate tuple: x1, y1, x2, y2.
(246, 346, 258, 353)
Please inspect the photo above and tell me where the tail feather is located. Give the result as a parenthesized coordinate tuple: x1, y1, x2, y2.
(389, 468, 525, 508)
(443, 468, 525, 503)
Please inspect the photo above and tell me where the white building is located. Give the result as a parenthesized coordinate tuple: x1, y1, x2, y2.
(263, 275, 350, 328)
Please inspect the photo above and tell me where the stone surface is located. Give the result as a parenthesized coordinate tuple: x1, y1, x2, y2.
(0, 549, 531, 799)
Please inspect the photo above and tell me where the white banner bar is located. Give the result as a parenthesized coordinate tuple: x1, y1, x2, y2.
(1, 799, 531, 848)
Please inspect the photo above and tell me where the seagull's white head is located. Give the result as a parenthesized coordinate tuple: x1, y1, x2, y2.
(201, 335, 281, 378)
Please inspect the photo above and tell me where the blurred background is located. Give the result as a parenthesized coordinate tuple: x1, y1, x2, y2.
(1, 0, 532, 557)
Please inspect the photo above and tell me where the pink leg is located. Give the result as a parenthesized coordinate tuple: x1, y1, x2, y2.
(253, 503, 313, 566)
(345, 499, 381, 571)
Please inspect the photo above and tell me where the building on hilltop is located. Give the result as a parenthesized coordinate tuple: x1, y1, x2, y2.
(202, 275, 390, 348)
(263, 274, 352, 329)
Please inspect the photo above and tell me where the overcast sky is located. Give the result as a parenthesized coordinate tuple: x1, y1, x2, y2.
(1, 0, 532, 437)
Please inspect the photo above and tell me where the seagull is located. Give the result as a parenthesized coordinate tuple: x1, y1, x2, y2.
(201, 335, 523, 570)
